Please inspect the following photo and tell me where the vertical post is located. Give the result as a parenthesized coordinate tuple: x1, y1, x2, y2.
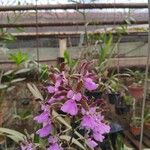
(59, 38, 67, 57)
(139, 0, 150, 149)
(57, 38, 67, 64)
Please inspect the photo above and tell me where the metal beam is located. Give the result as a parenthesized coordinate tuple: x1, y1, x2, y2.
(0, 20, 148, 28)
(0, 3, 148, 11)
(2, 31, 145, 39)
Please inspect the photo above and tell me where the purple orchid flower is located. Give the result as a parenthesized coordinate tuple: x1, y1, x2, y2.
(48, 95, 65, 104)
(61, 99, 78, 116)
(87, 138, 98, 149)
(93, 132, 105, 142)
(36, 123, 52, 138)
(20, 143, 34, 150)
(34, 111, 49, 124)
(48, 136, 58, 144)
(47, 136, 63, 150)
(84, 77, 98, 91)
(61, 90, 82, 115)
(47, 80, 61, 94)
(67, 90, 82, 101)
(81, 107, 110, 142)
(20, 140, 36, 150)
(47, 143, 63, 150)
(34, 61, 109, 149)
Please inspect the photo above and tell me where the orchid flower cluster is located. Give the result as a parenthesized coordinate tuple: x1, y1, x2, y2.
(25, 61, 110, 150)
(20, 138, 36, 150)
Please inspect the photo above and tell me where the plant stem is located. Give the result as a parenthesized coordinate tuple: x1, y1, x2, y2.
(69, 117, 75, 145)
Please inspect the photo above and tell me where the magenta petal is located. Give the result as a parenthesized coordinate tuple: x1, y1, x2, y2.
(47, 86, 55, 93)
(55, 80, 61, 88)
(93, 132, 105, 142)
(61, 100, 78, 116)
(34, 111, 49, 123)
(47, 143, 63, 150)
(67, 90, 74, 99)
(20, 143, 33, 150)
(87, 138, 98, 148)
(84, 78, 98, 91)
(48, 136, 58, 144)
(89, 107, 97, 114)
(74, 93, 82, 101)
(81, 115, 95, 129)
(48, 97, 56, 104)
(36, 123, 52, 137)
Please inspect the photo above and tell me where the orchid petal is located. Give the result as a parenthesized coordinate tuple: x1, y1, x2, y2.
(36, 123, 52, 137)
(61, 100, 78, 116)
(84, 78, 98, 91)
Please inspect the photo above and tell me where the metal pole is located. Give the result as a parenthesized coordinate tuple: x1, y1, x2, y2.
(139, 0, 150, 149)
(0, 20, 147, 28)
(0, 3, 148, 11)
(35, 0, 40, 70)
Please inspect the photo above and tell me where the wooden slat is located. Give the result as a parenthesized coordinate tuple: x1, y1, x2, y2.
(143, 129, 150, 139)
(143, 136, 150, 147)
(124, 131, 145, 149)
(124, 138, 135, 148)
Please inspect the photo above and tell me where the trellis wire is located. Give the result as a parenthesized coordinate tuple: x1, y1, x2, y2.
(139, 0, 150, 149)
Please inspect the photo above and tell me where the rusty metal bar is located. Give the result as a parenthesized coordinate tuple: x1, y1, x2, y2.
(6, 31, 147, 38)
(0, 20, 148, 28)
(0, 3, 148, 11)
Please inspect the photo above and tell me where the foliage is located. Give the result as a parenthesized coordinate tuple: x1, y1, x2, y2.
(13, 110, 33, 121)
(115, 134, 124, 150)
(100, 73, 127, 93)
(130, 117, 141, 127)
(97, 33, 113, 66)
(88, 33, 113, 71)
(0, 28, 16, 43)
(144, 109, 150, 123)
(0, 69, 27, 91)
(0, 128, 26, 143)
(123, 95, 133, 106)
(126, 69, 145, 85)
(9, 51, 28, 66)
(64, 50, 77, 69)
(39, 64, 49, 82)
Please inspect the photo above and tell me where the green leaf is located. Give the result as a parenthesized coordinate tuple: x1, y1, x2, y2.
(3, 70, 14, 76)
(0, 128, 26, 143)
(60, 135, 86, 150)
(16, 27, 24, 32)
(52, 110, 92, 149)
(99, 34, 113, 65)
(11, 78, 26, 83)
(27, 83, 44, 100)
(64, 50, 77, 69)
(64, 50, 70, 64)
(0, 84, 8, 89)
(9, 51, 28, 66)
(7, 86, 16, 91)
(15, 68, 31, 75)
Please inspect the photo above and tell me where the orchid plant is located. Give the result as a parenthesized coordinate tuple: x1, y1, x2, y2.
(22, 60, 110, 150)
